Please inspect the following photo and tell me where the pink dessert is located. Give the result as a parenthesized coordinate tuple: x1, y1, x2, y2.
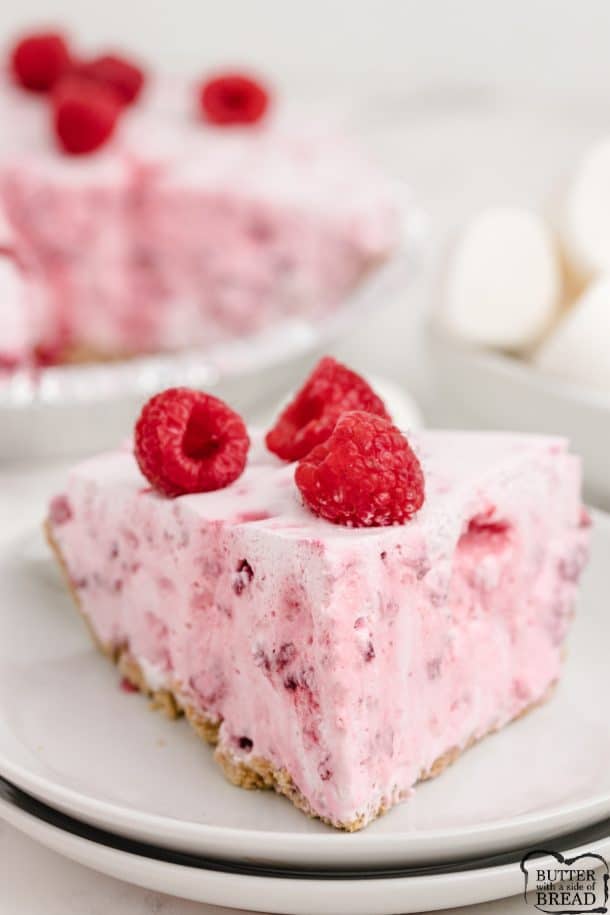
(47, 427, 589, 830)
(0, 75, 399, 370)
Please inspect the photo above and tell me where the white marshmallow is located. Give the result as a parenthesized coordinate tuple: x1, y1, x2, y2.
(534, 276, 610, 392)
(441, 207, 561, 351)
(560, 137, 610, 283)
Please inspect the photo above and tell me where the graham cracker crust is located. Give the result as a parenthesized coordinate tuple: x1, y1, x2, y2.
(45, 520, 554, 832)
(49, 344, 145, 366)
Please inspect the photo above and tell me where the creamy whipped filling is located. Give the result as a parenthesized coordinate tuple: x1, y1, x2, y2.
(137, 655, 171, 693)
(0, 254, 31, 366)
(0, 77, 399, 364)
(49, 430, 589, 826)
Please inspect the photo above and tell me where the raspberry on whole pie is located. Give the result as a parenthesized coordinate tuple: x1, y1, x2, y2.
(10, 31, 71, 93)
(52, 76, 122, 155)
(72, 53, 145, 105)
(199, 73, 269, 126)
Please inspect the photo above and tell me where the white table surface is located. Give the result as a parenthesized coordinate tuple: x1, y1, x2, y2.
(2, 74, 608, 913)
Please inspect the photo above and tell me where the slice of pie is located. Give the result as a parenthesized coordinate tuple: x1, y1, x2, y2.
(46, 386, 589, 829)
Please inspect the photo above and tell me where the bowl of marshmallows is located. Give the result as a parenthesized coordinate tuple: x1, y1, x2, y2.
(431, 137, 610, 509)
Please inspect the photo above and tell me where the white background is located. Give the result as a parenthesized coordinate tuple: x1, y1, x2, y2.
(1, 0, 610, 97)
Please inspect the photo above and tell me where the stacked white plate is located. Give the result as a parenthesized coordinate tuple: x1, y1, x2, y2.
(1, 512, 609, 914)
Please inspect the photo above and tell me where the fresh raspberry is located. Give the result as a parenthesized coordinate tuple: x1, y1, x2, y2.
(120, 677, 139, 694)
(233, 559, 254, 595)
(10, 31, 71, 93)
(199, 73, 270, 126)
(134, 388, 250, 497)
(0, 355, 20, 373)
(52, 76, 122, 154)
(266, 357, 390, 462)
(49, 494, 72, 525)
(72, 54, 145, 105)
(33, 335, 71, 367)
(295, 411, 424, 527)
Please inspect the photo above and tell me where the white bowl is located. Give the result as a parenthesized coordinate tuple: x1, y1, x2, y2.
(429, 328, 610, 509)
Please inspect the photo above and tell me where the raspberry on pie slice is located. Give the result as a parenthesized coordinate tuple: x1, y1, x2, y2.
(295, 410, 425, 527)
(134, 387, 250, 497)
(46, 426, 589, 829)
(266, 356, 391, 462)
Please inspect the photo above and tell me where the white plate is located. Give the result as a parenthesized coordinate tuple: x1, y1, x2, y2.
(430, 329, 610, 511)
(1, 781, 610, 915)
(0, 513, 608, 871)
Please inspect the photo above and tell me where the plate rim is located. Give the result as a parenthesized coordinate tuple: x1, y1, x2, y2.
(0, 511, 608, 867)
(2, 773, 610, 878)
(2, 777, 610, 915)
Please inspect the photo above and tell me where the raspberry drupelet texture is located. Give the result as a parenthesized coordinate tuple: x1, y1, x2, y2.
(10, 31, 71, 93)
(295, 410, 425, 527)
(134, 388, 250, 497)
(52, 76, 122, 154)
(72, 53, 145, 106)
(266, 356, 391, 462)
(199, 73, 270, 126)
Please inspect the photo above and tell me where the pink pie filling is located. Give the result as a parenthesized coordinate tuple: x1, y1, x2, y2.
(0, 78, 399, 367)
(48, 431, 589, 827)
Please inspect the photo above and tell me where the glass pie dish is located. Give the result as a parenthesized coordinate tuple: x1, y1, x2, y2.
(0, 186, 424, 461)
